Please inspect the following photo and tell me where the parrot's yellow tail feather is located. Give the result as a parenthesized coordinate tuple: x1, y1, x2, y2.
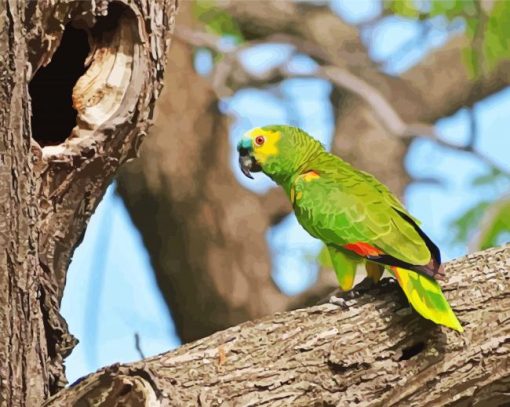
(391, 267, 463, 332)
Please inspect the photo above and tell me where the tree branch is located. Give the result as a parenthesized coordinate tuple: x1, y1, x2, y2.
(134, 333, 145, 360)
(218, 0, 510, 119)
(214, 1, 510, 178)
(322, 65, 510, 176)
(177, 14, 510, 180)
(46, 244, 510, 405)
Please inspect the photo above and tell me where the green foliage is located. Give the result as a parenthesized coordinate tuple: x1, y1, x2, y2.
(451, 168, 510, 250)
(193, 0, 244, 43)
(451, 200, 491, 245)
(428, 0, 476, 19)
(385, 0, 510, 76)
(471, 167, 504, 186)
(482, 1, 510, 73)
(450, 165, 510, 249)
(385, 0, 476, 19)
(476, 197, 510, 249)
(386, 0, 423, 18)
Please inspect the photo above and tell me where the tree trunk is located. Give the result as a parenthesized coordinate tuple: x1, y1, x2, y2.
(44, 244, 510, 406)
(0, 1, 177, 405)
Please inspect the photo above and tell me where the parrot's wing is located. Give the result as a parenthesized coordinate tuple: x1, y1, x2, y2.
(356, 168, 422, 225)
(292, 167, 442, 279)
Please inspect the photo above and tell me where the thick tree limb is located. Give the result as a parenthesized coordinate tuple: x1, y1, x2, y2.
(46, 245, 510, 406)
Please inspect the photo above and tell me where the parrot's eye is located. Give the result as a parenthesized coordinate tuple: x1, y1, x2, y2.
(255, 136, 265, 146)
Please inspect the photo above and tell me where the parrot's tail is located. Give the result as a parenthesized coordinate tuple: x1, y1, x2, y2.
(390, 266, 463, 332)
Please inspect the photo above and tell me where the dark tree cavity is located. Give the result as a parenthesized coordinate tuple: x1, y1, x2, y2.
(29, 24, 89, 147)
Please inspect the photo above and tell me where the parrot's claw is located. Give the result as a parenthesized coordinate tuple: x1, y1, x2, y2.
(379, 276, 397, 288)
(328, 295, 350, 309)
(317, 288, 353, 307)
(319, 282, 369, 308)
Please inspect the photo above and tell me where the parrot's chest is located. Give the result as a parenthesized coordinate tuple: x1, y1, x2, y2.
(294, 207, 321, 239)
(293, 203, 349, 245)
(289, 174, 345, 244)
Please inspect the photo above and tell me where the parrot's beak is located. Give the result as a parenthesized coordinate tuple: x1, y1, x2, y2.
(239, 155, 255, 179)
(237, 140, 261, 179)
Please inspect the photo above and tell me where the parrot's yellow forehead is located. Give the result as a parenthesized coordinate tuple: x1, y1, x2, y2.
(245, 128, 281, 164)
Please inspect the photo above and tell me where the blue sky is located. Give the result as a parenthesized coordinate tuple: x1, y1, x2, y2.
(61, 0, 510, 383)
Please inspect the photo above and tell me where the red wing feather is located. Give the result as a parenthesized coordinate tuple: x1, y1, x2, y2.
(344, 242, 383, 257)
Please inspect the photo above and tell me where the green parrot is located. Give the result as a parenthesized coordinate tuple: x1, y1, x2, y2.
(237, 125, 463, 332)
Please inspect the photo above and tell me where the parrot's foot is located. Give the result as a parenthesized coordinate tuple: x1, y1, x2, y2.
(322, 277, 399, 308)
(323, 288, 358, 309)
(321, 277, 378, 308)
(328, 294, 351, 309)
(316, 288, 351, 307)
(379, 276, 397, 288)
(353, 276, 376, 293)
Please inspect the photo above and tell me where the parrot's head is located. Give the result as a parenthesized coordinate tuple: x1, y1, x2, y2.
(237, 125, 324, 184)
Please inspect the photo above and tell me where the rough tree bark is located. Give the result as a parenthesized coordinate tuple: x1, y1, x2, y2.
(0, 1, 177, 405)
(45, 244, 510, 406)
(118, 0, 510, 344)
